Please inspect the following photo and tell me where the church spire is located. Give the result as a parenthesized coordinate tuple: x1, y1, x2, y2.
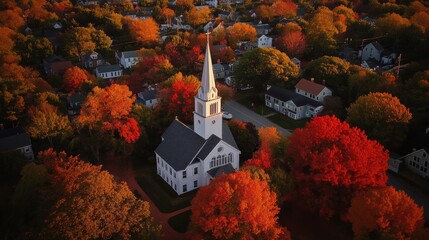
(198, 31, 218, 101)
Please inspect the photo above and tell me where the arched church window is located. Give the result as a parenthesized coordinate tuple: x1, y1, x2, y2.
(197, 102, 203, 114)
(222, 155, 226, 165)
(228, 153, 232, 163)
(217, 156, 221, 166)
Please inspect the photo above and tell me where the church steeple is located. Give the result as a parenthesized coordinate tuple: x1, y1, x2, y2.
(193, 31, 222, 140)
(198, 32, 218, 101)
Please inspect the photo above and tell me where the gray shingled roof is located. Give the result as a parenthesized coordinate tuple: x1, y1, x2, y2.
(266, 86, 323, 107)
(138, 89, 157, 101)
(207, 163, 235, 178)
(155, 119, 205, 171)
(121, 50, 139, 59)
(155, 119, 239, 171)
(96, 64, 122, 73)
(0, 127, 32, 151)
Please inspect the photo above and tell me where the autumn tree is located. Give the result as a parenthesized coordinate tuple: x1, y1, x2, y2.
(245, 127, 282, 170)
(14, 34, 54, 65)
(190, 171, 289, 240)
(227, 120, 259, 162)
(288, 116, 389, 218)
(184, 6, 211, 28)
(20, 0, 58, 23)
(375, 13, 411, 38)
(10, 149, 162, 239)
(0, 26, 16, 55)
(158, 72, 200, 123)
(347, 92, 412, 149)
(234, 48, 299, 91)
(77, 84, 140, 161)
(256, 5, 273, 22)
(0, 8, 25, 31)
(126, 17, 159, 46)
(303, 56, 351, 92)
(226, 23, 257, 47)
(63, 66, 89, 92)
(348, 187, 425, 240)
(63, 26, 111, 58)
(271, 0, 297, 18)
(161, 7, 175, 26)
(26, 102, 72, 147)
(275, 30, 307, 57)
(411, 11, 429, 33)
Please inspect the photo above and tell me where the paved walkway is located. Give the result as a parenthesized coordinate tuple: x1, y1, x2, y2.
(102, 156, 189, 240)
(223, 100, 291, 136)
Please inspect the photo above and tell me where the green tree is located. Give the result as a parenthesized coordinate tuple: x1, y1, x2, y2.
(234, 48, 299, 91)
(63, 26, 111, 58)
(14, 34, 54, 65)
(227, 120, 259, 162)
(347, 92, 412, 149)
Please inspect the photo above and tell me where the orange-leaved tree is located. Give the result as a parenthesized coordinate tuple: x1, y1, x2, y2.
(158, 72, 200, 123)
(37, 149, 161, 239)
(126, 17, 159, 46)
(63, 66, 89, 92)
(348, 186, 426, 240)
(226, 23, 257, 48)
(190, 171, 290, 240)
(347, 92, 412, 150)
(288, 116, 388, 218)
(245, 127, 281, 170)
(77, 84, 140, 160)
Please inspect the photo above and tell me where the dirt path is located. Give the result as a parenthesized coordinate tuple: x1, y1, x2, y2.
(102, 156, 190, 239)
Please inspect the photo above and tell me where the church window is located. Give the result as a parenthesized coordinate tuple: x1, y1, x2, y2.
(170, 168, 172, 175)
(183, 171, 187, 178)
(162, 162, 164, 167)
(194, 167, 198, 175)
(183, 185, 187, 192)
(197, 102, 203, 114)
(217, 156, 221, 166)
(174, 184, 177, 191)
(228, 153, 232, 163)
(210, 103, 218, 115)
(222, 155, 226, 165)
(174, 172, 176, 178)
(194, 180, 198, 188)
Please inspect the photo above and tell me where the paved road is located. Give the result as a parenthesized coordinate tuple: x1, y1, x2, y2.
(387, 171, 429, 220)
(223, 100, 291, 136)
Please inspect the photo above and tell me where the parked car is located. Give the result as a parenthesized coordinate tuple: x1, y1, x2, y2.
(222, 111, 233, 120)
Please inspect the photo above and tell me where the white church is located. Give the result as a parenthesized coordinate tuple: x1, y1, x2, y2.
(155, 34, 241, 195)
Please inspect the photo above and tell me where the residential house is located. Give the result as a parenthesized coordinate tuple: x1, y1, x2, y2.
(291, 57, 301, 69)
(205, 0, 218, 7)
(53, 22, 63, 30)
(67, 92, 86, 116)
(116, 50, 141, 69)
(80, 51, 105, 69)
(95, 64, 123, 79)
(257, 35, 272, 48)
(389, 152, 402, 173)
(265, 84, 327, 120)
(43, 55, 73, 76)
(136, 87, 159, 108)
(361, 42, 384, 62)
(155, 36, 240, 195)
(225, 76, 253, 90)
(295, 78, 332, 103)
(0, 127, 34, 160)
(253, 22, 271, 35)
(212, 63, 231, 79)
(401, 148, 429, 178)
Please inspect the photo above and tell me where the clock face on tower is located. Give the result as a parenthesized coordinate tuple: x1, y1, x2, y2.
(212, 120, 216, 124)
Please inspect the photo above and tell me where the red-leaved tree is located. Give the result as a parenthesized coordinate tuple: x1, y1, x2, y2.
(63, 66, 88, 92)
(288, 116, 388, 218)
(190, 171, 290, 240)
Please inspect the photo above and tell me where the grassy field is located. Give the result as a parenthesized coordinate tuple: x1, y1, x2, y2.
(236, 91, 275, 116)
(168, 210, 192, 233)
(135, 167, 196, 213)
(268, 114, 309, 131)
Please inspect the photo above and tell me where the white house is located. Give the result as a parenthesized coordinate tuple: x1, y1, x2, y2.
(212, 63, 231, 79)
(205, 0, 218, 7)
(265, 86, 324, 120)
(291, 57, 301, 69)
(116, 50, 141, 69)
(257, 35, 272, 48)
(155, 35, 240, 195)
(295, 78, 332, 103)
(95, 64, 123, 79)
(361, 42, 384, 62)
(136, 88, 159, 108)
(401, 148, 429, 178)
(0, 127, 34, 160)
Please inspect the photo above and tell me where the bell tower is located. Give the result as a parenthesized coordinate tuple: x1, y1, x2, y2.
(193, 32, 223, 139)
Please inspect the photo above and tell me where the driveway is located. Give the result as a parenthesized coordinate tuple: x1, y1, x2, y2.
(223, 100, 291, 136)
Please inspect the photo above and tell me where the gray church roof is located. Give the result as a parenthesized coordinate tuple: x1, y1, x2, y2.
(155, 119, 239, 171)
(207, 163, 235, 178)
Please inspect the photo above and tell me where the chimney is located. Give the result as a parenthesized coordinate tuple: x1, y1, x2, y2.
(310, 78, 314, 82)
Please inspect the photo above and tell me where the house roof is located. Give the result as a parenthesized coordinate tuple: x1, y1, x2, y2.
(138, 89, 157, 101)
(266, 86, 323, 107)
(399, 148, 429, 160)
(155, 119, 239, 171)
(120, 50, 139, 59)
(369, 42, 384, 52)
(96, 64, 122, 73)
(81, 51, 103, 61)
(0, 127, 32, 152)
(207, 163, 235, 178)
(295, 78, 328, 96)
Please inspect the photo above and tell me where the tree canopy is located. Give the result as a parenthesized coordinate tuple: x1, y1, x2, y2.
(288, 116, 388, 218)
(234, 48, 299, 91)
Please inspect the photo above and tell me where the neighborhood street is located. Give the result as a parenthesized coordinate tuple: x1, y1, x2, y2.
(223, 100, 291, 136)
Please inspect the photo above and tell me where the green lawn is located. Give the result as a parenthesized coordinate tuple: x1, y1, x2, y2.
(168, 210, 192, 233)
(135, 167, 196, 213)
(267, 114, 309, 130)
(236, 92, 275, 116)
